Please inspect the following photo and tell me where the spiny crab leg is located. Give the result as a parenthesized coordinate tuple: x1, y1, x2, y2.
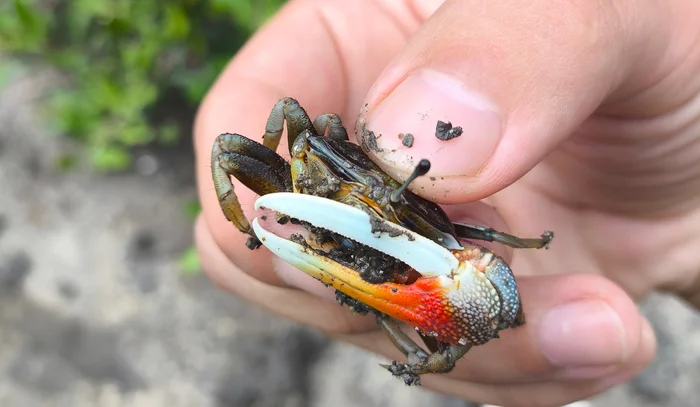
(253, 192, 460, 277)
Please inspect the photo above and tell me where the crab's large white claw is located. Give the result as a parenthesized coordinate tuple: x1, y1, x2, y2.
(253, 192, 459, 277)
(251, 217, 351, 283)
(252, 193, 521, 347)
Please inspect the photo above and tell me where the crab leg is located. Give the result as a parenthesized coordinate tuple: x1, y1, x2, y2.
(211, 133, 293, 248)
(376, 314, 472, 386)
(262, 97, 318, 152)
(454, 223, 553, 249)
(313, 113, 349, 141)
(377, 315, 430, 360)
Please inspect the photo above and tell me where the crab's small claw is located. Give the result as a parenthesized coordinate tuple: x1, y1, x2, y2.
(253, 193, 518, 347)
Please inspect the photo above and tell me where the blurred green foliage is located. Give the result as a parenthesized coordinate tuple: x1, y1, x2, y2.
(178, 245, 202, 275)
(0, 0, 286, 170)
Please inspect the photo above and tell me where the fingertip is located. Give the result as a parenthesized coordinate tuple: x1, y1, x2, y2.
(358, 0, 673, 202)
(637, 316, 658, 367)
(519, 273, 653, 377)
(460, 274, 649, 380)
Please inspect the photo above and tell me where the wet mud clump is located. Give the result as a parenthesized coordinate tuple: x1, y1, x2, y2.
(288, 222, 415, 285)
(369, 217, 415, 241)
(357, 119, 384, 153)
(435, 121, 463, 141)
(398, 133, 414, 148)
(335, 292, 374, 315)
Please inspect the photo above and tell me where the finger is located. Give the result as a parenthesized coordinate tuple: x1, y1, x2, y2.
(339, 274, 655, 385)
(198, 212, 655, 386)
(357, 0, 697, 203)
(421, 359, 651, 407)
(194, 0, 433, 284)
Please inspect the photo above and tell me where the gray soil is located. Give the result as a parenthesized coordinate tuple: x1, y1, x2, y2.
(0, 67, 698, 407)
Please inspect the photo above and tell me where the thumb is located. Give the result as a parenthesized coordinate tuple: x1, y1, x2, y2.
(357, 0, 673, 203)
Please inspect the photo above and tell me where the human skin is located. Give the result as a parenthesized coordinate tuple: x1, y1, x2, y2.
(193, 0, 700, 406)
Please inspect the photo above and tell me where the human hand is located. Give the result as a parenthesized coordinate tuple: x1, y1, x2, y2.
(194, 1, 700, 406)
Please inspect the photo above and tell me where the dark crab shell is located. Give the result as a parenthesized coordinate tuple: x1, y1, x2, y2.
(289, 131, 463, 250)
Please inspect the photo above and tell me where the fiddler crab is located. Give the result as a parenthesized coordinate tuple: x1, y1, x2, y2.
(211, 97, 553, 386)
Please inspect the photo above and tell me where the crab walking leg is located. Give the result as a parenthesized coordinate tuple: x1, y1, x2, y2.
(312, 113, 349, 141)
(211, 133, 293, 247)
(376, 315, 471, 371)
(376, 314, 472, 385)
(376, 315, 430, 361)
(454, 223, 553, 249)
(262, 97, 319, 152)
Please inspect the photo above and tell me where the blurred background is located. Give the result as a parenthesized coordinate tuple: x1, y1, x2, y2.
(0, 1, 698, 406)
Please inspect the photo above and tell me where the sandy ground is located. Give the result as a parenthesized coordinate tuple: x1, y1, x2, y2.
(0, 68, 698, 407)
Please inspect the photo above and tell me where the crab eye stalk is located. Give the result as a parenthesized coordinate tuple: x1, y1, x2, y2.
(390, 159, 431, 203)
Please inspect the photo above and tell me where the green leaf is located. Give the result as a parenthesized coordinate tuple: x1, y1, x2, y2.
(14, 0, 39, 28)
(159, 122, 181, 145)
(182, 199, 201, 220)
(163, 5, 190, 39)
(3, 0, 48, 50)
(119, 121, 154, 146)
(178, 246, 201, 275)
(56, 153, 79, 171)
(2, 0, 289, 172)
(91, 146, 132, 171)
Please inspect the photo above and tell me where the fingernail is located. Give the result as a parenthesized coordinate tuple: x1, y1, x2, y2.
(360, 69, 502, 177)
(538, 300, 627, 368)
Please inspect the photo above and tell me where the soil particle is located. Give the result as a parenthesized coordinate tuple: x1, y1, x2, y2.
(358, 120, 383, 154)
(369, 217, 414, 241)
(399, 133, 414, 148)
(335, 291, 373, 316)
(435, 121, 463, 141)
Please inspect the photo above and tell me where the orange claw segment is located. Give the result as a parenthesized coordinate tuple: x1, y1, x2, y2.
(292, 253, 468, 344)
(316, 264, 501, 346)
